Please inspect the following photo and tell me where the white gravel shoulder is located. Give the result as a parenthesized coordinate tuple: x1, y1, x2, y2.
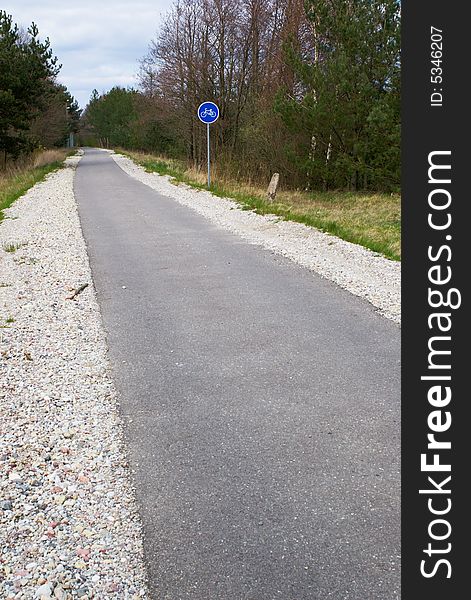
(0, 154, 149, 599)
(111, 151, 401, 324)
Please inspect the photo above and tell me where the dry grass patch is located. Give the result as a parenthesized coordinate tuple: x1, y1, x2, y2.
(0, 149, 70, 221)
(272, 189, 401, 260)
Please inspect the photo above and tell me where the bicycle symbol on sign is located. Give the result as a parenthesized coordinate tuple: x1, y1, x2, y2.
(200, 107, 216, 118)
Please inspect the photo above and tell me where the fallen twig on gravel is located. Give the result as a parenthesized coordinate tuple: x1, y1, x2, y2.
(66, 282, 88, 300)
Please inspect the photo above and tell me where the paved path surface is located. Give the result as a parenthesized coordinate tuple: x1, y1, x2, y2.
(74, 149, 400, 599)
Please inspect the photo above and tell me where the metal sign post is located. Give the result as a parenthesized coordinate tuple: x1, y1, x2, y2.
(197, 102, 219, 188)
(207, 123, 210, 187)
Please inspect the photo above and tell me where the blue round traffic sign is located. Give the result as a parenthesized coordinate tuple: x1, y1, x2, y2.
(198, 102, 219, 124)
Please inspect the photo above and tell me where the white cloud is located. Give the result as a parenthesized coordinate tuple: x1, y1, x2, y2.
(2, 0, 173, 107)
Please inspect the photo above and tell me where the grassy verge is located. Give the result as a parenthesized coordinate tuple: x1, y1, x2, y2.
(0, 149, 72, 222)
(120, 150, 401, 261)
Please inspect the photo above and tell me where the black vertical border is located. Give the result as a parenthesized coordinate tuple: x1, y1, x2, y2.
(402, 1, 469, 598)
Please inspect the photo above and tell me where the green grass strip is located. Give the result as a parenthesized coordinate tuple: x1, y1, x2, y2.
(0, 161, 65, 222)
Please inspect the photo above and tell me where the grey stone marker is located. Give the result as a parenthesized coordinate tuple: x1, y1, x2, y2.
(267, 172, 280, 202)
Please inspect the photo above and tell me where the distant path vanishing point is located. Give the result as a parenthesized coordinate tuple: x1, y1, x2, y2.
(75, 148, 400, 600)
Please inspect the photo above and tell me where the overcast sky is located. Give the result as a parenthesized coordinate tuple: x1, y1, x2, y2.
(2, 0, 174, 108)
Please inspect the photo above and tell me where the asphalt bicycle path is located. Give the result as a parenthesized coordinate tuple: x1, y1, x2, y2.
(74, 148, 400, 599)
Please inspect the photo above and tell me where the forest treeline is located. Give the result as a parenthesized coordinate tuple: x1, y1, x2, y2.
(83, 0, 400, 191)
(0, 11, 81, 166)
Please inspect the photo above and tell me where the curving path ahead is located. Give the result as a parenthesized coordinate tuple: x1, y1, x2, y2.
(74, 148, 400, 600)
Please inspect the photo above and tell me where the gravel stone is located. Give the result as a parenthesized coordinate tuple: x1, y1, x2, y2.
(0, 153, 149, 598)
(1, 149, 400, 596)
(110, 150, 401, 324)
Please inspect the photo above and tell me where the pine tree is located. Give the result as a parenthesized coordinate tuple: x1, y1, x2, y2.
(85, 87, 138, 148)
(0, 11, 61, 159)
(275, 0, 400, 190)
